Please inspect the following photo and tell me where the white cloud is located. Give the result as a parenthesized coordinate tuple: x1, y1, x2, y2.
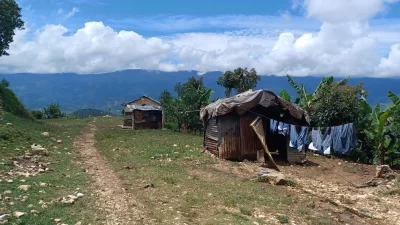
(64, 7, 79, 19)
(57, 8, 63, 15)
(0, 0, 400, 77)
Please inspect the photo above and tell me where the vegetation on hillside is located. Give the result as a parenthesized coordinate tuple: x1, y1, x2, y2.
(0, 79, 34, 120)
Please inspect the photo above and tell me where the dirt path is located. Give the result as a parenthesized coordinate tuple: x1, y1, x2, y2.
(74, 123, 142, 225)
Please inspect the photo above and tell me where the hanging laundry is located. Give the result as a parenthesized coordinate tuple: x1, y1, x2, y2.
(289, 125, 309, 151)
(270, 119, 278, 133)
(278, 122, 289, 136)
(310, 127, 332, 155)
(331, 123, 357, 155)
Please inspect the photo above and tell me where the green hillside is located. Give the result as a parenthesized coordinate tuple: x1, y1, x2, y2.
(0, 82, 34, 120)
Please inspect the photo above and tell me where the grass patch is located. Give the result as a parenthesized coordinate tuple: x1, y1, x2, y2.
(0, 113, 99, 224)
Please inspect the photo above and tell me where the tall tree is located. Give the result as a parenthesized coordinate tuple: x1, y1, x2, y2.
(0, 0, 24, 57)
(287, 74, 350, 119)
(160, 77, 213, 133)
(311, 82, 365, 127)
(217, 67, 260, 97)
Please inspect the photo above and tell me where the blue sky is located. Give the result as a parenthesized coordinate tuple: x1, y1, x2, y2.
(2, 0, 400, 77)
(19, 0, 400, 36)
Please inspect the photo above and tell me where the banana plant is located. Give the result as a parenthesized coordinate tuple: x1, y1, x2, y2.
(363, 104, 396, 165)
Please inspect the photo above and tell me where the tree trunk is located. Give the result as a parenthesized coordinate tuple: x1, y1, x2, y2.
(379, 144, 385, 165)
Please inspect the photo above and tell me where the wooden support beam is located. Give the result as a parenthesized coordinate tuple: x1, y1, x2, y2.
(250, 117, 280, 171)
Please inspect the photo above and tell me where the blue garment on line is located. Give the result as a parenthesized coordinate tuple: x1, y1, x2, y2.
(278, 122, 289, 136)
(270, 119, 278, 133)
(311, 127, 332, 155)
(331, 123, 357, 155)
(289, 125, 309, 151)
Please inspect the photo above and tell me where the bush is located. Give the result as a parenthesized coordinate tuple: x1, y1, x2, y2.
(31, 110, 44, 120)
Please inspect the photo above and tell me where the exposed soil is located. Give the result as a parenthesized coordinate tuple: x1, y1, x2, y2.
(210, 155, 400, 225)
(74, 123, 144, 225)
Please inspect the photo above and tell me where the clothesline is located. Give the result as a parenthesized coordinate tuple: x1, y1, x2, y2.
(235, 105, 357, 129)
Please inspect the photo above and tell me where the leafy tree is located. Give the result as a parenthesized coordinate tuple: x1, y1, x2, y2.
(279, 90, 291, 103)
(0, 0, 24, 57)
(160, 76, 213, 133)
(43, 103, 63, 119)
(287, 74, 349, 118)
(217, 67, 260, 97)
(310, 82, 365, 127)
(1, 78, 10, 87)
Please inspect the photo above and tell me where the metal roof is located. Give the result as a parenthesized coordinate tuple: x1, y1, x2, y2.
(125, 104, 162, 112)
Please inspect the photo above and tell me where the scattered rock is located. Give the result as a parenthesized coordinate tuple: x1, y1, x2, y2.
(41, 132, 50, 136)
(259, 171, 293, 186)
(376, 165, 397, 180)
(75, 221, 82, 225)
(30, 210, 39, 214)
(28, 204, 33, 208)
(6, 123, 12, 126)
(54, 218, 62, 222)
(3, 190, 12, 195)
(18, 185, 30, 191)
(57, 140, 62, 144)
(173, 144, 177, 147)
(39, 190, 46, 194)
(76, 193, 84, 198)
(6, 180, 12, 183)
(39, 182, 47, 187)
(31, 144, 49, 156)
(0, 214, 9, 223)
(14, 211, 25, 218)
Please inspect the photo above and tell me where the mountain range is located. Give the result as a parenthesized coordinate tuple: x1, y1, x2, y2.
(0, 70, 399, 113)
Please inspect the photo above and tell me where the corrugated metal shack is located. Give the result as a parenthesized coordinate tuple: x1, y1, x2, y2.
(200, 90, 310, 163)
(122, 96, 163, 130)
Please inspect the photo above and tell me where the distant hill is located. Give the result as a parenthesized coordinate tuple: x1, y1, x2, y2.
(70, 109, 109, 118)
(0, 69, 399, 113)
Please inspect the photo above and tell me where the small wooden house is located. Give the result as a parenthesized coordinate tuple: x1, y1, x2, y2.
(122, 96, 163, 130)
(200, 90, 310, 163)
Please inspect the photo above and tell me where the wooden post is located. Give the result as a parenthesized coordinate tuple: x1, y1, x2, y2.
(250, 117, 280, 171)
(132, 110, 135, 130)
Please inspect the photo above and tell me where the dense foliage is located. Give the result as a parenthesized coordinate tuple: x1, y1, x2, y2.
(217, 67, 261, 97)
(286, 75, 400, 165)
(0, 0, 24, 57)
(160, 76, 212, 133)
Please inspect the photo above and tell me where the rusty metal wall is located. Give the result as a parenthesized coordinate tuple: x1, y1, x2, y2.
(240, 113, 263, 160)
(204, 118, 219, 155)
(135, 121, 162, 130)
(218, 113, 241, 160)
(133, 111, 162, 130)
